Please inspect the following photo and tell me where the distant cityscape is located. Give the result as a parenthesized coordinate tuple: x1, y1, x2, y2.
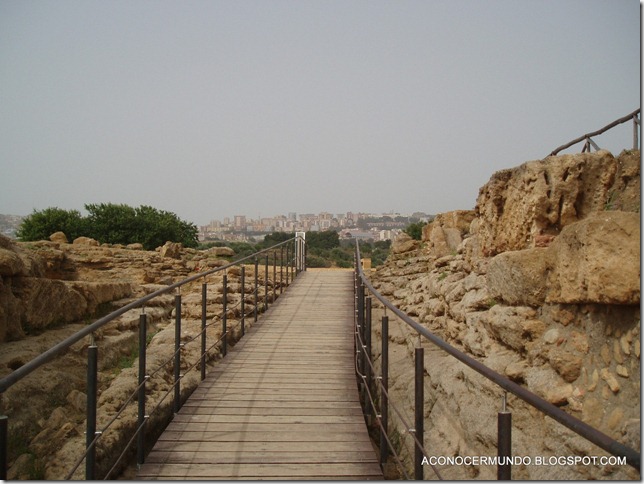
(0, 210, 434, 243)
(199, 211, 434, 243)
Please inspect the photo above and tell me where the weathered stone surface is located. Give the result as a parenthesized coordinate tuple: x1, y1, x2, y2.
(49, 231, 69, 244)
(422, 210, 475, 258)
(487, 248, 550, 306)
(159, 241, 183, 259)
(487, 211, 640, 306)
(0, 248, 26, 276)
(475, 150, 628, 256)
(546, 211, 640, 304)
(206, 246, 235, 257)
(72, 236, 99, 246)
(391, 232, 419, 254)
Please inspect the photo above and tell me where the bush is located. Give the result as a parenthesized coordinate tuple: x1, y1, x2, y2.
(305, 255, 331, 268)
(18, 203, 198, 250)
(404, 221, 426, 241)
(17, 207, 85, 242)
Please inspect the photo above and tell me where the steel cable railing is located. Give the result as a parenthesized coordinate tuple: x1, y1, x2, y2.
(65, 272, 271, 479)
(0, 236, 305, 480)
(354, 307, 443, 480)
(353, 240, 640, 480)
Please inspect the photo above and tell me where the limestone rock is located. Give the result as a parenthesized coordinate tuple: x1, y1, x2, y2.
(159, 241, 183, 259)
(72, 236, 100, 246)
(487, 248, 550, 306)
(487, 211, 640, 306)
(475, 150, 627, 256)
(207, 246, 235, 257)
(49, 232, 69, 244)
(0, 247, 26, 276)
(391, 233, 419, 254)
(546, 211, 640, 304)
(422, 210, 475, 258)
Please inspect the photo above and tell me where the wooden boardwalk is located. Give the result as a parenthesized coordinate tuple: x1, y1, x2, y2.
(138, 269, 382, 480)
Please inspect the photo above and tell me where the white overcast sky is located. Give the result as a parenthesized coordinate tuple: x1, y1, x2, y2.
(0, 0, 640, 225)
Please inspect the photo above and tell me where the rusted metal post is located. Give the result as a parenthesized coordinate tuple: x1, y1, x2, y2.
(264, 254, 269, 312)
(201, 282, 207, 381)
(272, 252, 277, 303)
(498, 393, 512, 480)
(285, 245, 290, 286)
(86, 342, 98, 479)
(280, 246, 284, 294)
(254, 258, 259, 322)
(137, 313, 147, 467)
(173, 294, 181, 413)
(222, 274, 228, 357)
(365, 297, 372, 421)
(240, 266, 246, 336)
(380, 315, 389, 467)
(414, 346, 425, 480)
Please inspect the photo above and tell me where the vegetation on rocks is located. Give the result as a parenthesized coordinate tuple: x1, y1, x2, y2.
(17, 203, 198, 250)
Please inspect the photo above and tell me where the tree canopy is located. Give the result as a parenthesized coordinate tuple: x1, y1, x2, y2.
(17, 203, 198, 250)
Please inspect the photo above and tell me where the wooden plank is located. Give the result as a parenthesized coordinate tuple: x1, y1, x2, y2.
(139, 270, 382, 480)
(145, 450, 381, 464)
(138, 462, 383, 479)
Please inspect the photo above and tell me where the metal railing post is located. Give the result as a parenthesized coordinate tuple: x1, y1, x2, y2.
(222, 274, 228, 357)
(201, 282, 207, 381)
(380, 315, 389, 467)
(254, 258, 259, 322)
(264, 254, 269, 312)
(240, 266, 246, 336)
(365, 297, 372, 421)
(272, 252, 277, 303)
(285, 245, 290, 286)
(173, 293, 182, 414)
(137, 313, 147, 467)
(280, 246, 284, 294)
(0, 415, 6, 480)
(414, 346, 425, 480)
(498, 393, 512, 480)
(86, 342, 98, 480)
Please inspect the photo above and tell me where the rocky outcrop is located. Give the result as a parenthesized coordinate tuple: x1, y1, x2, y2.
(369, 150, 640, 480)
(475, 149, 640, 256)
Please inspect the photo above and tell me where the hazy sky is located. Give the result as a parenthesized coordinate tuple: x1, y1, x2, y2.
(0, 0, 640, 226)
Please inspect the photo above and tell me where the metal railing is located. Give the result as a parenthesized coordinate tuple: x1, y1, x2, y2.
(548, 108, 640, 156)
(353, 241, 640, 480)
(0, 235, 306, 480)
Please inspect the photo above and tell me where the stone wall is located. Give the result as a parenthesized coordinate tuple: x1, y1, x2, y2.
(368, 149, 640, 480)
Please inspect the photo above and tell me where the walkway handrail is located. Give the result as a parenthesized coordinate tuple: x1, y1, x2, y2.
(0, 237, 301, 394)
(548, 108, 640, 156)
(354, 241, 640, 478)
(0, 235, 306, 479)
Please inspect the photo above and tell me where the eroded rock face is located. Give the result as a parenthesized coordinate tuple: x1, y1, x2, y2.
(475, 150, 640, 257)
(487, 211, 640, 306)
(371, 150, 640, 480)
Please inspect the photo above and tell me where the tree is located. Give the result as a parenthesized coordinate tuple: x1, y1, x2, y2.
(17, 207, 85, 242)
(306, 230, 340, 250)
(260, 231, 292, 248)
(84, 203, 137, 246)
(17, 203, 198, 250)
(404, 221, 426, 241)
